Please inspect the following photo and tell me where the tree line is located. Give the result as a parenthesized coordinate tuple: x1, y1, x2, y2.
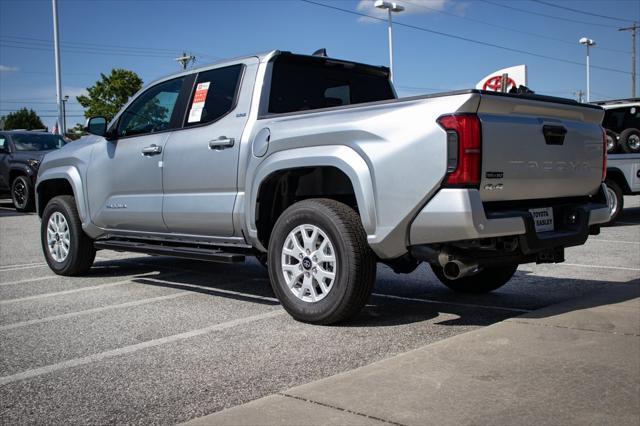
(1, 69, 143, 136)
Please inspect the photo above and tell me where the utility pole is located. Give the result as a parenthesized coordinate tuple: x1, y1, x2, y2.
(619, 21, 638, 98)
(51, 0, 63, 135)
(175, 52, 196, 70)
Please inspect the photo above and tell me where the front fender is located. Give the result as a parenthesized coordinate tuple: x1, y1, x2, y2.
(36, 166, 87, 222)
(246, 145, 377, 250)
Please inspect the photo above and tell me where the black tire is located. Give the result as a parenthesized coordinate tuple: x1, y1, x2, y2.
(619, 128, 640, 153)
(41, 195, 96, 276)
(267, 199, 376, 325)
(430, 263, 518, 294)
(604, 179, 624, 224)
(11, 175, 35, 212)
(605, 130, 618, 154)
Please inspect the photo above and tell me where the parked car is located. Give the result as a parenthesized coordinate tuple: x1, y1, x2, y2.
(595, 98, 640, 154)
(0, 130, 67, 211)
(35, 50, 610, 324)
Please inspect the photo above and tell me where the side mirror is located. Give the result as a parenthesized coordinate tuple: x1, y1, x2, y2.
(85, 116, 108, 137)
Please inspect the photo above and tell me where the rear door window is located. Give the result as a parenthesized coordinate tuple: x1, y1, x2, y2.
(267, 54, 394, 114)
(184, 64, 243, 126)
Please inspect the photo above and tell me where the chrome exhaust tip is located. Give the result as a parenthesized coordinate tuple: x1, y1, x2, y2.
(442, 260, 479, 280)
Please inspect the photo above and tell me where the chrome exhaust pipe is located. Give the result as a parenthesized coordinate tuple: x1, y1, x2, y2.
(442, 260, 479, 280)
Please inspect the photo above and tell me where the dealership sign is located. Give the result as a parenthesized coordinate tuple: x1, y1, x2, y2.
(476, 65, 528, 92)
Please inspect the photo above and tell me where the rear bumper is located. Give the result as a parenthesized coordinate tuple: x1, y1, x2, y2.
(409, 184, 611, 248)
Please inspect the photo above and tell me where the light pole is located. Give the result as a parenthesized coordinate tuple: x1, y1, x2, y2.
(375, 0, 404, 83)
(61, 95, 69, 135)
(52, 0, 63, 135)
(579, 37, 596, 102)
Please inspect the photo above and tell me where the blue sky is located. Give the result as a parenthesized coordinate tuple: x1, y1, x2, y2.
(0, 0, 638, 130)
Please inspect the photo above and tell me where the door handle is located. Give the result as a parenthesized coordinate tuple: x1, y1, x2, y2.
(141, 144, 162, 155)
(208, 137, 235, 150)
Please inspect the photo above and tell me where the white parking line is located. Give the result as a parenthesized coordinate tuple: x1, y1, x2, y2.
(560, 263, 640, 272)
(589, 239, 640, 245)
(0, 276, 55, 287)
(0, 262, 46, 270)
(372, 293, 532, 313)
(0, 309, 284, 386)
(0, 292, 190, 331)
(0, 272, 183, 305)
(141, 276, 280, 303)
(0, 263, 47, 272)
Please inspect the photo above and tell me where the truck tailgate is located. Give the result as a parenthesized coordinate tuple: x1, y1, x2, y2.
(477, 94, 604, 202)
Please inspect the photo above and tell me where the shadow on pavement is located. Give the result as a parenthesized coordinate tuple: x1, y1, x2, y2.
(87, 254, 637, 329)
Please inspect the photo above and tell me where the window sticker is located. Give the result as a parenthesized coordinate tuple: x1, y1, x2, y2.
(187, 82, 211, 123)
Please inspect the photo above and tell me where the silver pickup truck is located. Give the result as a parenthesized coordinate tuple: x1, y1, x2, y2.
(36, 50, 610, 324)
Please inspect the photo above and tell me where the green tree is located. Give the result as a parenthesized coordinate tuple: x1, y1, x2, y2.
(2, 108, 46, 130)
(77, 69, 143, 121)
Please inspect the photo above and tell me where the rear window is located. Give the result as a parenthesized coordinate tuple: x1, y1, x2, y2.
(267, 54, 394, 115)
(603, 106, 640, 133)
(12, 134, 66, 151)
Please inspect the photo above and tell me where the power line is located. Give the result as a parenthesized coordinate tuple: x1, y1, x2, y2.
(480, 0, 619, 29)
(0, 40, 176, 58)
(403, 0, 630, 54)
(299, 0, 630, 75)
(531, 0, 636, 24)
(0, 35, 220, 61)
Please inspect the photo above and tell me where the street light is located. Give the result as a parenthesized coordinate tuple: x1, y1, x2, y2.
(375, 0, 404, 83)
(61, 95, 69, 135)
(579, 37, 596, 102)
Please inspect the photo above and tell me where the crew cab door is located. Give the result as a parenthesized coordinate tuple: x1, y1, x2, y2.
(161, 57, 258, 237)
(87, 75, 192, 233)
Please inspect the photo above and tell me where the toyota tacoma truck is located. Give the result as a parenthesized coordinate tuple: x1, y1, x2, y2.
(35, 50, 610, 324)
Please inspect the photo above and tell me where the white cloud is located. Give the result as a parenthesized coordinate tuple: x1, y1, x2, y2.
(356, 0, 450, 23)
(0, 65, 20, 73)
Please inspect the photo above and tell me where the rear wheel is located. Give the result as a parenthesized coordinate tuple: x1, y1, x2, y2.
(605, 130, 618, 154)
(11, 175, 34, 212)
(268, 199, 376, 325)
(604, 179, 624, 224)
(430, 263, 518, 294)
(619, 128, 640, 153)
(41, 195, 96, 276)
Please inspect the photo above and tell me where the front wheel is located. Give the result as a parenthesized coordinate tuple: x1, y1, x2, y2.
(41, 195, 96, 276)
(11, 175, 35, 212)
(430, 263, 518, 294)
(268, 199, 376, 325)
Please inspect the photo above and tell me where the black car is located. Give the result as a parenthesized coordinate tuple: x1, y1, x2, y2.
(0, 131, 67, 211)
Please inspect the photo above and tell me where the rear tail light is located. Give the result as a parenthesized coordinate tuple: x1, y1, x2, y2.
(601, 126, 607, 181)
(437, 114, 482, 186)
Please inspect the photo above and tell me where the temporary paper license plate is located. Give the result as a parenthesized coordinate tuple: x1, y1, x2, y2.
(529, 207, 554, 233)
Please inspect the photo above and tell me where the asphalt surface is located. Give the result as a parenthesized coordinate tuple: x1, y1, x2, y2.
(0, 197, 638, 424)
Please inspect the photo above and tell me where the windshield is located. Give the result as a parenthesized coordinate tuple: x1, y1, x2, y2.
(12, 134, 67, 151)
(603, 106, 640, 133)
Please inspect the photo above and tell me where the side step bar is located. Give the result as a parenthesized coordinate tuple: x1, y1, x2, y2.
(94, 239, 246, 263)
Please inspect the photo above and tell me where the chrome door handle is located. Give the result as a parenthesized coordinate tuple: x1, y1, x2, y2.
(141, 144, 162, 155)
(208, 137, 235, 150)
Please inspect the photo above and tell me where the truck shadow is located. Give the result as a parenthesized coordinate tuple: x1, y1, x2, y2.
(90, 255, 639, 329)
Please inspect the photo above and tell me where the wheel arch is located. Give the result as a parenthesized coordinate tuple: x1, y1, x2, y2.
(247, 145, 376, 251)
(36, 166, 87, 221)
(606, 167, 632, 194)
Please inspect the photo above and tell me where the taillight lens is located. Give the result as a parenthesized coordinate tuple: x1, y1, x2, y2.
(437, 114, 482, 186)
(601, 127, 607, 181)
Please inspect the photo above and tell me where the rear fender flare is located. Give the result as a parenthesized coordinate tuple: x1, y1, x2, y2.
(246, 145, 376, 249)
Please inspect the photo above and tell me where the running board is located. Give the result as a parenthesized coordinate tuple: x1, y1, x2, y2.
(93, 240, 246, 263)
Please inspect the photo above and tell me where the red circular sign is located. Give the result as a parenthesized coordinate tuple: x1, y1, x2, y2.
(483, 75, 516, 92)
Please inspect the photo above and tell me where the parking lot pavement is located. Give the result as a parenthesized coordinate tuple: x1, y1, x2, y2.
(0, 197, 638, 424)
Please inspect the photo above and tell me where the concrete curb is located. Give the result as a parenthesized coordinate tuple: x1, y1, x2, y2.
(185, 284, 640, 426)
